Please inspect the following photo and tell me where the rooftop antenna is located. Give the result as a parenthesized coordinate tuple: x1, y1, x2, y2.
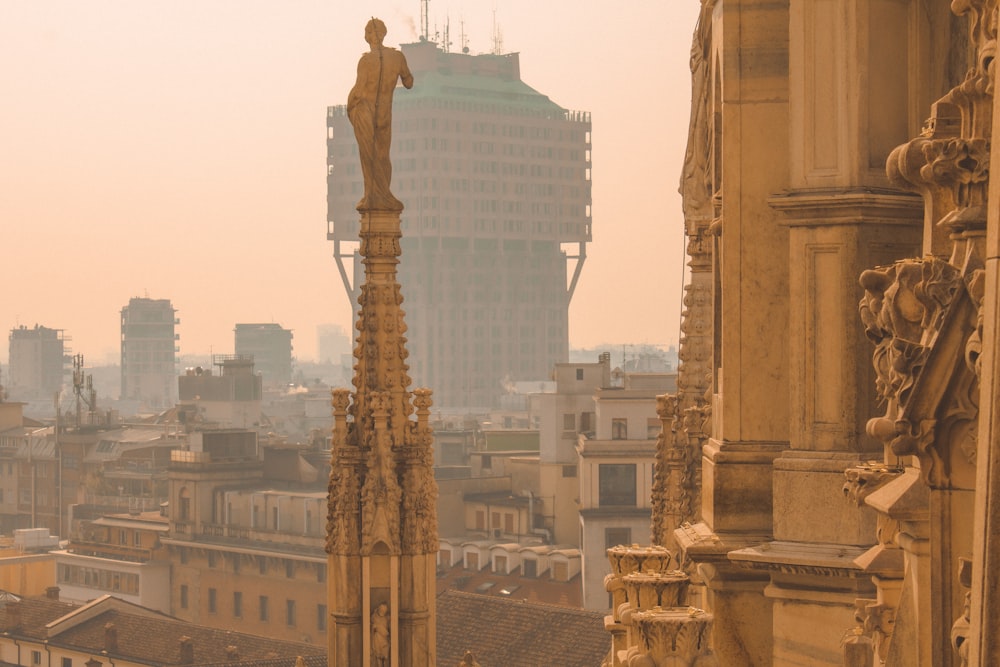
(460, 18, 469, 53)
(72, 354, 97, 428)
(420, 0, 430, 42)
(491, 9, 503, 55)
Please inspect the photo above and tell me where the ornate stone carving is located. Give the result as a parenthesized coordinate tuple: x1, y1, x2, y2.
(371, 602, 390, 666)
(951, 557, 972, 666)
(400, 388, 439, 554)
(843, 463, 903, 506)
(623, 608, 719, 667)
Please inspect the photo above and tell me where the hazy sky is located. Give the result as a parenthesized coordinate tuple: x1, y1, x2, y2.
(1, 1, 700, 365)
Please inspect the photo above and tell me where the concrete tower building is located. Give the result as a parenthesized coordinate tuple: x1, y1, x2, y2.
(234, 323, 294, 387)
(121, 297, 178, 409)
(327, 39, 592, 409)
(7, 324, 67, 400)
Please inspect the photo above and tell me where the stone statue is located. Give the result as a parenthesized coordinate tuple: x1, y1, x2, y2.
(371, 602, 390, 665)
(348, 18, 413, 212)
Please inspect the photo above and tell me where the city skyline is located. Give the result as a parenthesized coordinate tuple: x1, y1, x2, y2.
(1, 2, 699, 364)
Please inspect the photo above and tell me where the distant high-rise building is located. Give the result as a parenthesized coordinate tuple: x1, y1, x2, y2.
(120, 297, 177, 409)
(316, 323, 352, 365)
(7, 325, 67, 400)
(327, 40, 592, 409)
(234, 323, 293, 386)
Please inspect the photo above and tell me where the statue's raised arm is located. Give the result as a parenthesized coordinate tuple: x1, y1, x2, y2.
(348, 18, 413, 212)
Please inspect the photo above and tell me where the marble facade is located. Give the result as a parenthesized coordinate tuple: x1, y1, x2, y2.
(624, 1, 1000, 666)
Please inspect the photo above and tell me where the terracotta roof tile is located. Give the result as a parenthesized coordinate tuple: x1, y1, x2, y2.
(436, 589, 608, 667)
(0, 596, 324, 667)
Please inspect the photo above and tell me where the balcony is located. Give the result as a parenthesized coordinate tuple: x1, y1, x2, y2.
(66, 540, 154, 563)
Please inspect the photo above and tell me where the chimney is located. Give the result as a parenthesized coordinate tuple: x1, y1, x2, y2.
(104, 623, 118, 653)
(45, 586, 60, 601)
(179, 636, 194, 665)
(6, 601, 21, 630)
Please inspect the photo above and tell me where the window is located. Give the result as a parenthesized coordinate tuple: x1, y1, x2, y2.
(563, 413, 576, 431)
(491, 512, 500, 531)
(553, 561, 568, 582)
(207, 551, 216, 568)
(134, 530, 142, 546)
(180, 585, 189, 609)
(259, 595, 269, 621)
(612, 418, 628, 440)
(119, 529, 128, 545)
(562, 465, 577, 478)
(580, 412, 594, 433)
(647, 418, 661, 439)
(317, 603, 328, 632)
(523, 559, 537, 578)
(504, 513, 514, 534)
(286, 599, 296, 626)
(599, 464, 637, 507)
(208, 588, 218, 613)
(286, 559, 295, 579)
(62, 658, 72, 667)
(605, 527, 632, 549)
(31, 651, 41, 665)
(233, 591, 243, 618)
(475, 510, 485, 531)
(576, 368, 584, 380)
(317, 564, 327, 583)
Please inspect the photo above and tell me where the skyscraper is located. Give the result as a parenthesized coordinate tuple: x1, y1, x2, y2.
(327, 39, 591, 409)
(120, 297, 177, 409)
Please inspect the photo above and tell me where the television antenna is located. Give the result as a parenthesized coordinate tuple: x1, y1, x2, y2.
(420, 0, 430, 42)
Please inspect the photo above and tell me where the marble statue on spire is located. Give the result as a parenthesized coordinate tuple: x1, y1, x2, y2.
(347, 17, 413, 212)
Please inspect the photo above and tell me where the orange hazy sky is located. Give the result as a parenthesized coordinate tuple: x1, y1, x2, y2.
(1, 1, 700, 365)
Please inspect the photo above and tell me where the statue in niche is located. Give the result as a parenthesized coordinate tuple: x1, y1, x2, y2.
(348, 18, 413, 211)
(371, 602, 390, 665)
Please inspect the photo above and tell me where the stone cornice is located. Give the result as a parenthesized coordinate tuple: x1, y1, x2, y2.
(728, 540, 871, 579)
(769, 188, 923, 227)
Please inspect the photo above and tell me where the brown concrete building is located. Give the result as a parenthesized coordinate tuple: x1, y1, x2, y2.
(7, 325, 67, 401)
(327, 40, 591, 409)
(121, 297, 178, 410)
(234, 324, 294, 387)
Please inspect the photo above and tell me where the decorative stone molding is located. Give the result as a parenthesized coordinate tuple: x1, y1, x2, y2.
(951, 556, 973, 666)
(607, 545, 675, 578)
(623, 607, 719, 667)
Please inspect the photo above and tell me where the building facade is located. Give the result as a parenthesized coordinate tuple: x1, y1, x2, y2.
(120, 297, 178, 410)
(577, 372, 675, 611)
(7, 325, 66, 401)
(234, 323, 294, 387)
(612, 2, 1000, 666)
(327, 40, 592, 409)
